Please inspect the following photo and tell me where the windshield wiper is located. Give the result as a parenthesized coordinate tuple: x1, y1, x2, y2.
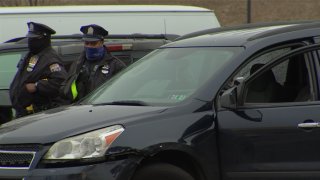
(93, 100, 149, 106)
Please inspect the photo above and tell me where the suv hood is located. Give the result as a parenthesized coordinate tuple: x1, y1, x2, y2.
(0, 104, 168, 144)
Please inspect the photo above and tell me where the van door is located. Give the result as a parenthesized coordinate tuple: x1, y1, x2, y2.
(217, 44, 320, 179)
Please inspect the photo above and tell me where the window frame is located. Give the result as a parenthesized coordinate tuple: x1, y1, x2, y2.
(238, 44, 320, 108)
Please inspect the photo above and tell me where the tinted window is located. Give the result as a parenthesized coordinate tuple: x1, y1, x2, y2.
(229, 47, 292, 87)
(244, 52, 313, 103)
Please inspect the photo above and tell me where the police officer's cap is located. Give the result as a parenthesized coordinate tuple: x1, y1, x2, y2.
(26, 22, 56, 38)
(80, 24, 108, 42)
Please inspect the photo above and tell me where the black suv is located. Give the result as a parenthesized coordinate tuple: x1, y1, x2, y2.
(1, 21, 320, 180)
(0, 34, 176, 123)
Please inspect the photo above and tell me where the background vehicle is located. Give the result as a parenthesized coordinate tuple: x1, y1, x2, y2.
(0, 34, 177, 123)
(1, 21, 320, 180)
(0, 5, 220, 43)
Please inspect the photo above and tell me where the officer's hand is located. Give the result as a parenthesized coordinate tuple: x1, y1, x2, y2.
(25, 83, 37, 93)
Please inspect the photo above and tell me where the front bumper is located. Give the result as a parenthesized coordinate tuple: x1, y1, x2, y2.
(0, 159, 136, 180)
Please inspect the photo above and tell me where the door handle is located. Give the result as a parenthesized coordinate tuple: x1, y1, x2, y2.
(298, 122, 320, 129)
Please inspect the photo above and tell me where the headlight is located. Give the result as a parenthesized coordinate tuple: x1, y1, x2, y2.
(43, 125, 124, 160)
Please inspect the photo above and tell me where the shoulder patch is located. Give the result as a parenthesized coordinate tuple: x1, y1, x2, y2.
(50, 63, 62, 72)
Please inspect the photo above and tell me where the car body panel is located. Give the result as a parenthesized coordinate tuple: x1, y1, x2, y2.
(218, 104, 320, 179)
(0, 105, 168, 144)
(0, 159, 131, 179)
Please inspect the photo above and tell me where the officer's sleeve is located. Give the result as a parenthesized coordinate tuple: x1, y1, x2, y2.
(36, 62, 68, 97)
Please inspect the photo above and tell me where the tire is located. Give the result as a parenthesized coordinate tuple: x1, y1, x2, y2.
(131, 163, 195, 180)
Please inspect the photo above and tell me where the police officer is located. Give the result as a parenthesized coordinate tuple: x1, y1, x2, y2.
(62, 24, 126, 102)
(10, 22, 68, 118)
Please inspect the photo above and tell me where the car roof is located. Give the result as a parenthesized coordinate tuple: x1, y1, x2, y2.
(169, 21, 320, 47)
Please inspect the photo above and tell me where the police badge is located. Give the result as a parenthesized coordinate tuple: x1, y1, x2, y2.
(101, 65, 110, 74)
(49, 63, 62, 72)
(27, 55, 38, 72)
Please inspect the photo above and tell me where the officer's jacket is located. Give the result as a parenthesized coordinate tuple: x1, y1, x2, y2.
(10, 47, 68, 114)
(62, 50, 126, 102)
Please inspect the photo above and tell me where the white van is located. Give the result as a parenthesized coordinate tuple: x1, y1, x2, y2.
(0, 5, 220, 43)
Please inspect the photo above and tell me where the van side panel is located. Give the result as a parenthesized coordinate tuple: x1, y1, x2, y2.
(0, 7, 220, 42)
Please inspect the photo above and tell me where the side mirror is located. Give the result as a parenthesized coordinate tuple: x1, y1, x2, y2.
(220, 76, 245, 109)
(220, 86, 238, 109)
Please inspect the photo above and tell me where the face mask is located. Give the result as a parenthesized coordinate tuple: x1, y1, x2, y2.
(85, 47, 105, 61)
(28, 36, 50, 54)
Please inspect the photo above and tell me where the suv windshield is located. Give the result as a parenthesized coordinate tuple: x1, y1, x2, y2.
(85, 47, 243, 106)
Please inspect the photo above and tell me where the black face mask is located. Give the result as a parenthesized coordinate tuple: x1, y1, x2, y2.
(28, 36, 50, 54)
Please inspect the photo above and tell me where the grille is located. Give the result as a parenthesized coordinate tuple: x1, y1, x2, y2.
(0, 151, 35, 169)
(0, 145, 39, 169)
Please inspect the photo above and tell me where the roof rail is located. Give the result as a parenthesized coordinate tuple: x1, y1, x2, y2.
(4, 33, 180, 43)
(248, 21, 320, 41)
(175, 20, 320, 41)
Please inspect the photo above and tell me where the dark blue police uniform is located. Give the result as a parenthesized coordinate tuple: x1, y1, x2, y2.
(10, 22, 68, 118)
(61, 24, 126, 102)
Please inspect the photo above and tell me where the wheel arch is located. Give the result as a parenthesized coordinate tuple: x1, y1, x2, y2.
(134, 149, 206, 180)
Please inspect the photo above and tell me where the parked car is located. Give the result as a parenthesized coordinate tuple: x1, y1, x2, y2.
(0, 34, 177, 123)
(1, 21, 320, 180)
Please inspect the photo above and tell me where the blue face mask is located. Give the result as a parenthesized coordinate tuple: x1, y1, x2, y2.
(85, 46, 105, 61)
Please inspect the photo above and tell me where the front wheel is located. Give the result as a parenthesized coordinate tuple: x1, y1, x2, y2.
(131, 163, 195, 180)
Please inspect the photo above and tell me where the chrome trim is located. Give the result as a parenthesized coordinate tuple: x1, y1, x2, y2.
(298, 122, 320, 128)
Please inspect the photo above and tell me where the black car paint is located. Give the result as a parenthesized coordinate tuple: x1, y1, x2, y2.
(0, 105, 169, 144)
(1, 22, 320, 179)
(0, 99, 219, 179)
(0, 159, 130, 179)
